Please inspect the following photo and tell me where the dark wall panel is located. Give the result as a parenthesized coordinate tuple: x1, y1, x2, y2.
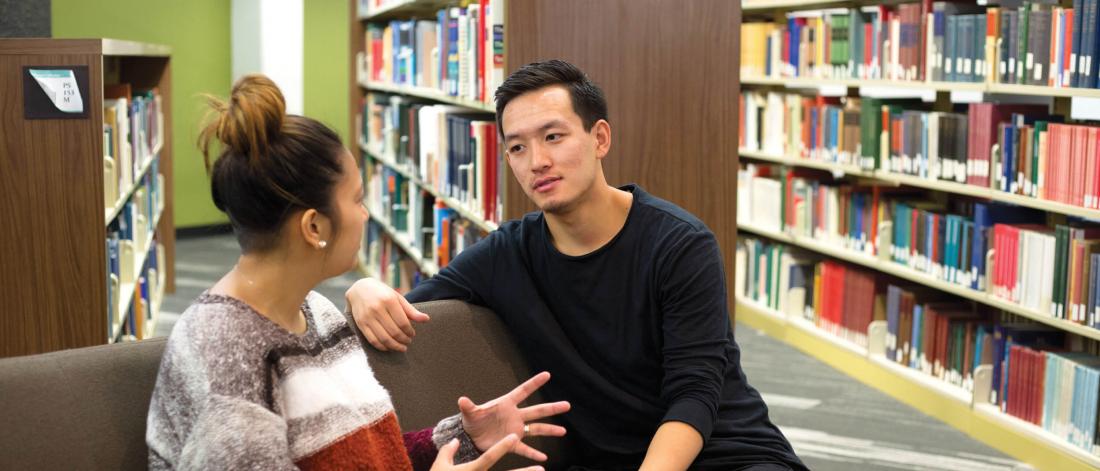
(0, 0, 51, 38)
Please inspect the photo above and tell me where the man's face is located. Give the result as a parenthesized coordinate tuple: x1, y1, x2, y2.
(501, 85, 607, 214)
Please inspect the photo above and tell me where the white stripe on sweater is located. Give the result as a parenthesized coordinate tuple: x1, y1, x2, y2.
(278, 352, 393, 423)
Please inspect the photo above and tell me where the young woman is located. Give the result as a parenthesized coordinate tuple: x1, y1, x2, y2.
(146, 75, 568, 470)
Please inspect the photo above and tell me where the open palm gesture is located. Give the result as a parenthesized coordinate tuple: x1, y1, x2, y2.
(459, 372, 571, 462)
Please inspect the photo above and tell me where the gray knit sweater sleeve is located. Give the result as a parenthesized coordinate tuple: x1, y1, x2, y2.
(146, 296, 299, 470)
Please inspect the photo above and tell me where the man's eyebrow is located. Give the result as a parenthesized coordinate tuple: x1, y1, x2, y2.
(504, 119, 568, 142)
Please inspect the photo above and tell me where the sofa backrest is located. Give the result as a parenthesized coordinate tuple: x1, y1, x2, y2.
(361, 300, 567, 469)
(0, 336, 166, 470)
(0, 300, 565, 470)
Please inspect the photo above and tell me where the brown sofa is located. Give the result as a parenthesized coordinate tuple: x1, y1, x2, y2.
(0, 301, 565, 470)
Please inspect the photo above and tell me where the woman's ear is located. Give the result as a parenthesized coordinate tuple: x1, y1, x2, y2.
(298, 208, 331, 250)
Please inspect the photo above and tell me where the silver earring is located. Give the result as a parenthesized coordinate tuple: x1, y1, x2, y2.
(318, 240, 327, 249)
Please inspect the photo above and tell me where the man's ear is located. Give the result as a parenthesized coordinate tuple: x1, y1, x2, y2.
(593, 119, 612, 160)
(298, 208, 330, 250)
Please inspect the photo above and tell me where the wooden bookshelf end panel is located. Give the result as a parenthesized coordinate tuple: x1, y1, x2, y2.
(0, 52, 106, 356)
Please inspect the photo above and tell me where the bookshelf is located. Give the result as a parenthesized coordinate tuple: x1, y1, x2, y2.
(0, 39, 175, 357)
(739, 149, 1100, 221)
(362, 79, 495, 113)
(741, 75, 1100, 99)
(736, 298, 1099, 470)
(350, 0, 741, 303)
(737, 0, 1100, 468)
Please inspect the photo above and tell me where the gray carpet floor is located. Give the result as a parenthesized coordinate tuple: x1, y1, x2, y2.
(156, 233, 1028, 470)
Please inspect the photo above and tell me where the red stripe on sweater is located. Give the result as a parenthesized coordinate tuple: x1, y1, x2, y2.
(296, 412, 413, 471)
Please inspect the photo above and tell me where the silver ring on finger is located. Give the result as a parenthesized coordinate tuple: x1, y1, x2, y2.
(523, 424, 530, 437)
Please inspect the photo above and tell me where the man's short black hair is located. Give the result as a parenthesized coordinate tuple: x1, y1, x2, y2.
(494, 59, 608, 137)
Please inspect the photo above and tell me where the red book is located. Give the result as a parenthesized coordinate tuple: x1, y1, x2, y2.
(1085, 127, 1097, 209)
(1043, 124, 1058, 201)
(1006, 345, 1019, 417)
(1093, 128, 1100, 209)
(1020, 349, 1029, 422)
(1064, 10, 1075, 87)
(1085, 128, 1099, 208)
(994, 225, 1007, 298)
(920, 0, 932, 80)
(1067, 126, 1083, 204)
(1034, 350, 1047, 425)
(864, 23, 873, 77)
(833, 263, 847, 330)
(1030, 349, 1040, 424)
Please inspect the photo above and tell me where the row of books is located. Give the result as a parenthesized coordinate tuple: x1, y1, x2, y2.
(885, 282, 1100, 453)
(738, 163, 1100, 327)
(365, 161, 488, 272)
(103, 86, 164, 215)
(736, 236, 1100, 456)
(365, 220, 425, 294)
(112, 242, 165, 341)
(362, 93, 504, 225)
(990, 224, 1100, 326)
(741, 1, 1100, 89)
(363, 0, 504, 105)
(105, 169, 165, 335)
(740, 91, 1100, 211)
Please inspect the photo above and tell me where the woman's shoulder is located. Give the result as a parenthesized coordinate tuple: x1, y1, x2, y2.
(304, 291, 353, 337)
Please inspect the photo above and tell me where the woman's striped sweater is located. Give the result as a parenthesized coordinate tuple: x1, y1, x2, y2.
(146, 291, 479, 470)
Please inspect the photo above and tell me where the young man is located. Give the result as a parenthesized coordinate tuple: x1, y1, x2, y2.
(348, 60, 806, 470)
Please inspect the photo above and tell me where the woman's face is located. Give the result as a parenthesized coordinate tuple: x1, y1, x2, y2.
(322, 150, 369, 277)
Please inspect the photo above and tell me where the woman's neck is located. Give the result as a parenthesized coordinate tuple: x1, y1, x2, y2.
(211, 252, 318, 334)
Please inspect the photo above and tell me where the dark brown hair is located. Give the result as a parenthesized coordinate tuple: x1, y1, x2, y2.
(494, 59, 608, 136)
(198, 74, 346, 253)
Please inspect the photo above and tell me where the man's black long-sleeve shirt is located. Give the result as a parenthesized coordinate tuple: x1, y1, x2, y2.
(406, 185, 805, 470)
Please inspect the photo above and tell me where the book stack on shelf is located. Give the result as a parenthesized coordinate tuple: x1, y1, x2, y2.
(353, 0, 504, 290)
(0, 39, 175, 357)
(105, 86, 168, 342)
(741, 0, 1100, 92)
(738, 1, 1100, 468)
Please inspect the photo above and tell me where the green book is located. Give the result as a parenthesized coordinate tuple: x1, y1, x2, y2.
(1053, 225, 1066, 318)
(1032, 121, 1047, 198)
(830, 13, 850, 67)
(859, 98, 883, 170)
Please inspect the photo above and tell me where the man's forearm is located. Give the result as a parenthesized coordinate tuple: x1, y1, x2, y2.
(638, 420, 703, 471)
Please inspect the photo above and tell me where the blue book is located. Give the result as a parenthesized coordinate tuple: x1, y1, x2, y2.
(912, 304, 923, 370)
(1084, 0, 1099, 88)
(1043, 353, 1057, 432)
(946, 14, 958, 82)
(886, 285, 901, 361)
(933, 4, 946, 81)
(789, 18, 800, 77)
(945, 215, 958, 283)
(1071, 0, 1085, 86)
(447, 8, 460, 95)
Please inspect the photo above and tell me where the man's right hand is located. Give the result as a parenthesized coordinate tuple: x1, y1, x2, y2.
(346, 277, 430, 352)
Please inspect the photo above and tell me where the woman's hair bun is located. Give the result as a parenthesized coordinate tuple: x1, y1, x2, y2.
(199, 74, 287, 170)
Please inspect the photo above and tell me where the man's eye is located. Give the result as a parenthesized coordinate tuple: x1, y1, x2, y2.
(547, 134, 561, 141)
